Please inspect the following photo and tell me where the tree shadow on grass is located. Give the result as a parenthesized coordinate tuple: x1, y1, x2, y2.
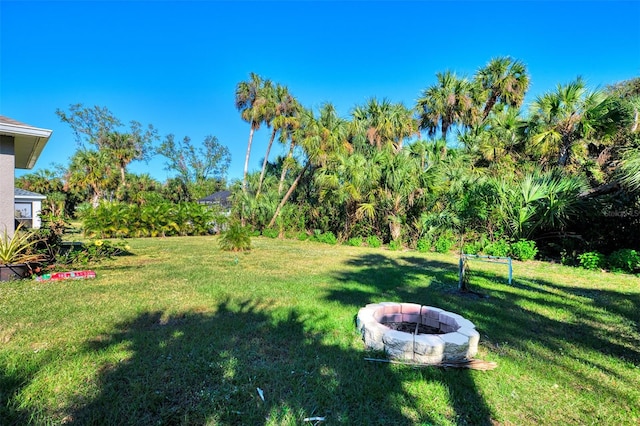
(326, 252, 640, 422)
(327, 253, 495, 425)
(29, 298, 474, 425)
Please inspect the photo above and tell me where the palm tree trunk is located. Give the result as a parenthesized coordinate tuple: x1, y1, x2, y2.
(257, 128, 277, 197)
(268, 162, 309, 228)
(278, 140, 295, 195)
(120, 164, 126, 187)
(483, 95, 497, 120)
(243, 125, 256, 192)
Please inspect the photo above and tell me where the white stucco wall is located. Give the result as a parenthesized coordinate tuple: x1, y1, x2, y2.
(0, 135, 15, 236)
(32, 200, 42, 229)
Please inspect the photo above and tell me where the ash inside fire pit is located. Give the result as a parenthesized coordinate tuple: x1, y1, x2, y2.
(385, 322, 444, 335)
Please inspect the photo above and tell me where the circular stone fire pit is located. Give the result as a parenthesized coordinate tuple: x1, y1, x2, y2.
(356, 302, 479, 364)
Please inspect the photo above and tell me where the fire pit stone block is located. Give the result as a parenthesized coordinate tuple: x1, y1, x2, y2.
(363, 322, 390, 351)
(382, 329, 415, 360)
(440, 332, 472, 360)
(414, 334, 444, 356)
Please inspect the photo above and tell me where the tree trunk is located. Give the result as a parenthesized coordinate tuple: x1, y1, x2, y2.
(257, 128, 277, 197)
(278, 140, 295, 195)
(268, 162, 309, 228)
(483, 94, 497, 121)
(243, 125, 256, 192)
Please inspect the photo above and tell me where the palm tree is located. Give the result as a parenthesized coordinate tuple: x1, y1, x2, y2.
(257, 84, 300, 197)
(417, 71, 475, 142)
(351, 98, 418, 153)
(617, 148, 640, 192)
(277, 113, 303, 195)
(103, 132, 139, 188)
(487, 168, 588, 240)
(268, 103, 350, 228)
(235, 73, 271, 192)
(475, 57, 530, 121)
(463, 107, 527, 165)
(528, 78, 621, 168)
(67, 149, 117, 206)
(102, 122, 157, 189)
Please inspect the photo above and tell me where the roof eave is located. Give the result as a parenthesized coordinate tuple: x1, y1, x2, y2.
(0, 122, 53, 169)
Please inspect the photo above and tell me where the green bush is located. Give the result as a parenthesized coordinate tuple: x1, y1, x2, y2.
(219, 222, 252, 252)
(577, 251, 606, 270)
(315, 232, 337, 245)
(81, 201, 217, 238)
(388, 240, 402, 251)
(510, 239, 538, 261)
(262, 228, 279, 239)
(416, 237, 431, 253)
(462, 241, 483, 255)
(58, 239, 131, 266)
(485, 239, 510, 257)
(366, 235, 382, 248)
(434, 235, 455, 253)
(607, 249, 640, 273)
(346, 237, 363, 247)
(296, 232, 309, 241)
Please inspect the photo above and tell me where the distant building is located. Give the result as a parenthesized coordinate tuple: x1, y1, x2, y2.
(15, 188, 46, 229)
(197, 190, 232, 211)
(0, 116, 52, 236)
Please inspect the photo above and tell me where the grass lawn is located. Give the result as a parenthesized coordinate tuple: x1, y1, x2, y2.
(1, 236, 638, 425)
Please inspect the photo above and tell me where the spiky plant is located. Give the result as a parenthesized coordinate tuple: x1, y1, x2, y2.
(0, 224, 46, 265)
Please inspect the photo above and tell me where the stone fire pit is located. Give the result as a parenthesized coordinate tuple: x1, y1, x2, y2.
(356, 302, 479, 364)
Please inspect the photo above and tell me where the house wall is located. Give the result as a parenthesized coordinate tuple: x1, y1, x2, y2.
(32, 200, 42, 229)
(0, 135, 15, 236)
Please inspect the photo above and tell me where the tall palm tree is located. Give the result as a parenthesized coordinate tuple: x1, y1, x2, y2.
(66, 149, 117, 206)
(528, 78, 620, 167)
(475, 57, 530, 120)
(351, 98, 418, 153)
(268, 103, 349, 228)
(102, 122, 157, 189)
(235, 72, 271, 191)
(277, 111, 303, 195)
(257, 84, 300, 197)
(417, 71, 475, 142)
(463, 107, 527, 165)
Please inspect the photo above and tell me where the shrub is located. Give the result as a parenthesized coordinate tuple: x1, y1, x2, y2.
(485, 240, 510, 257)
(366, 235, 382, 248)
(462, 241, 483, 255)
(297, 232, 309, 241)
(58, 239, 131, 266)
(510, 239, 538, 261)
(416, 237, 431, 253)
(577, 251, 606, 270)
(81, 201, 216, 238)
(262, 228, 279, 239)
(607, 249, 640, 273)
(434, 235, 455, 253)
(346, 237, 363, 247)
(315, 232, 337, 245)
(388, 240, 402, 251)
(219, 222, 252, 252)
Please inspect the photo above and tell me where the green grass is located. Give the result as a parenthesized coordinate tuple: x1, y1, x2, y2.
(1, 236, 639, 425)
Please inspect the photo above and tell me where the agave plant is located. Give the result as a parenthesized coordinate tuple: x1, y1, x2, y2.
(0, 224, 46, 265)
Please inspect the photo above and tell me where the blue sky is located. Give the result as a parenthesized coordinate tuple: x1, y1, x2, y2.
(2, 0, 639, 184)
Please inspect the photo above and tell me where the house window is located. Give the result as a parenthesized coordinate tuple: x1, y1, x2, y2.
(15, 203, 32, 219)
